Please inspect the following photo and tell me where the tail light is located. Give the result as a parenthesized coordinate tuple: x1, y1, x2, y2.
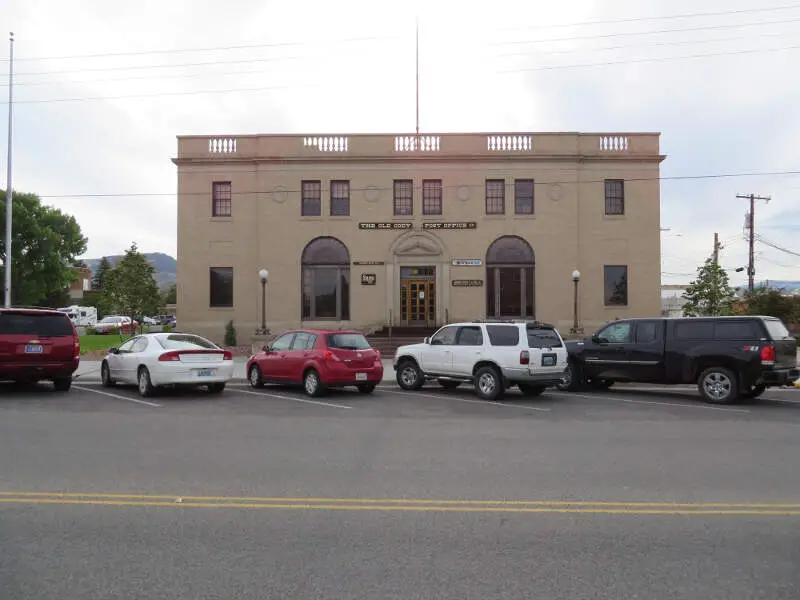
(223, 351, 233, 360)
(375, 349, 381, 361)
(159, 351, 181, 362)
(761, 345, 776, 365)
(519, 350, 530, 365)
(323, 350, 341, 361)
(73, 335, 80, 359)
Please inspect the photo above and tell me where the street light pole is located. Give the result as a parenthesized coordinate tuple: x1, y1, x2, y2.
(571, 270, 581, 335)
(4, 32, 15, 308)
(257, 269, 268, 335)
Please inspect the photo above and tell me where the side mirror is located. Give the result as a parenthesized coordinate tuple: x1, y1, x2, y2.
(108, 347, 119, 354)
(423, 337, 430, 344)
(262, 344, 270, 352)
(591, 335, 606, 344)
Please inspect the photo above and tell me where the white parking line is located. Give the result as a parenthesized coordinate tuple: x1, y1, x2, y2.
(551, 391, 751, 413)
(230, 388, 353, 409)
(395, 390, 551, 412)
(73, 385, 162, 408)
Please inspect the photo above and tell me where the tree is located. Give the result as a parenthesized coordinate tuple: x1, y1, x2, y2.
(741, 286, 795, 323)
(92, 257, 112, 291)
(682, 256, 736, 317)
(163, 283, 176, 305)
(0, 190, 88, 306)
(102, 243, 164, 330)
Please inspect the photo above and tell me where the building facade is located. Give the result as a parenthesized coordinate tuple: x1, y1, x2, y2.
(174, 132, 665, 343)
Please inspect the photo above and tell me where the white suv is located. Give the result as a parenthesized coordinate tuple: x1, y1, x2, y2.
(392, 320, 569, 400)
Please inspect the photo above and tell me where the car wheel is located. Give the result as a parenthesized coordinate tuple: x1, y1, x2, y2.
(396, 360, 424, 390)
(208, 383, 225, 394)
(357, 384, 376, 394)
(249, 364, 264, 388)
(53, 377, 72, 392)
(556, 361, 582, 392)
(438, 379, 461, 389)
(303, 369, 325, 397)
(698, 366, 739, 404)
(137, 367, 155, 398)
(101, 361, 115, 387)
(474, 365, 504, 401)
(518, 383, 545, 397)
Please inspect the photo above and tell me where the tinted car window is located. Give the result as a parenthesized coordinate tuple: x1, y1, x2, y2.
(157, 334, 219, 351)
(763, 319, 791, 340)
(0, 312, 73, 336)
(486, 325, 520, 346)
(456, 326, 483, 346)
(635, 321, 660, 343)
(327, 333, 371, 350)
(526, 327, 563, 348)
(714, 321, 760, 340)
(674, 321, 714, 340)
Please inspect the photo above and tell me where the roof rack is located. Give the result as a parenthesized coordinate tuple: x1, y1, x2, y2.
(472, 318, 556, 328)
(3, 304, 60, 311)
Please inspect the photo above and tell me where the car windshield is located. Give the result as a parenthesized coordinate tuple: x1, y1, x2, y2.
(156, 334, 219, 351)
(0, 313, 73, 336)
(327, 333, 371, 350)
(526, 326, 563, 348)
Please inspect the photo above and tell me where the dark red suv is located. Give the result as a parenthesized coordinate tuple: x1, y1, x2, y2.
(0, 308, 80, 391)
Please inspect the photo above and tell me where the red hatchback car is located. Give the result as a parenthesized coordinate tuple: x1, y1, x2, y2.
(246, 329, 383, 396)
(0, 307, 80, 390)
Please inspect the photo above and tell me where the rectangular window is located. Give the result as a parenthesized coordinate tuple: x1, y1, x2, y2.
(393, 180, 413, 216)
(514, 179, 534, 214)
(675, 321, 714, 340)
(485, 179, 505, 214)
(301, 267, 350, 320)
(604, 265, 628, 306)
(212, 182, 232, 217)
(486, 325, 519, 346)
(209, 267, 234, 308)
(330, 180, 350, 216)
(713, 321, 761, 339)
(422, 179, 443, 215)
(301, 180, 321, 216)
(604, 179, 624, 215)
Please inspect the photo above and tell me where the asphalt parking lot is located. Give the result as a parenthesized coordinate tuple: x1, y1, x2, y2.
(2, 380, 799, 599)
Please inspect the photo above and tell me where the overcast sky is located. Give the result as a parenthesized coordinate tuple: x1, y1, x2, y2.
(2, 0, 799, 286)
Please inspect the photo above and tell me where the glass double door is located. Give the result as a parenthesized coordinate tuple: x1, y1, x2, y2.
(400, 279, 435, 326)
(486, 266, 535, 318)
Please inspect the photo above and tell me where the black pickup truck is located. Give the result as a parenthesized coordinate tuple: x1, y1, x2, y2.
(557, 316, 798, 404)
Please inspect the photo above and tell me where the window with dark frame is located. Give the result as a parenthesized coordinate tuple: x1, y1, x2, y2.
(330, 180, 350, 216)
(485, 179, 505, 214)
(422, 179, 443, 215)
(514, 179, 534, 214)
(604, 179, 625, 215)
(212, 182, 232, 217)
(209, 267, 234, 308)
(604, 265, 628, 306)
(301, 180, 321, 216)
(393, 180, 413, 216)
(301, 237, 351, 320)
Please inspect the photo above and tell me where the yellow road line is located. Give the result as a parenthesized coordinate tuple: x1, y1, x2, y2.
(1, 491, 800, 509)
(1, 497, 800, 515)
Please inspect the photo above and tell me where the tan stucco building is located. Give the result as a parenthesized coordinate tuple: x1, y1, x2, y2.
(174, 132, 665, 343)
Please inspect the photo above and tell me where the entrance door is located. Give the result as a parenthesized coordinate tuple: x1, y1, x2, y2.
(400, 280, 436, 326)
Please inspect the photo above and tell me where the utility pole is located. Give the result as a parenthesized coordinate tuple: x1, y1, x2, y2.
(737, 193, 771, 291)
(4, 32, 14, 308)
(713, 232, 719, 266)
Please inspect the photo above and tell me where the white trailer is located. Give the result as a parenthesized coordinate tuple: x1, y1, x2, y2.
(57, 305, 98, 327)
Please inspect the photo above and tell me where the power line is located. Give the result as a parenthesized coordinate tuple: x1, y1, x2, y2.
(4, 43, 800, 105)
(756, 234, 800, 258)
(34, 168, 800, 200)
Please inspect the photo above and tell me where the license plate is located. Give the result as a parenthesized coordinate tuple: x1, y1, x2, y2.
(355, 372, 367, 381)
(25, 344, 43, 354)
(541, 354, 556, 367)
(196, 369, 215, 377)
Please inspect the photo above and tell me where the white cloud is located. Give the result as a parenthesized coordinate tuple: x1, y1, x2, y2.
(1, 0, 799, 285)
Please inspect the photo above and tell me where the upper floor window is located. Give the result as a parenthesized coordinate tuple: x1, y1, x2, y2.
(422, 179, 443, 215)
(604, 179, 624, 215)
(394, 180, 413, 216)
(209, 267, 234, 308)
(485, 179, 505, 214)
(330, 180, 350, 216)
(604, 265, 628, 306)
(514, 179, 534, 214)
(212, 182, 232, 217)
(301, 180, 321, 216)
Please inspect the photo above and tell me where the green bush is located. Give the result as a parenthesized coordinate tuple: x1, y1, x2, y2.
(224, 320, 237, 346)
(85, 327, 97, 335)
(162, 324, 173, 333)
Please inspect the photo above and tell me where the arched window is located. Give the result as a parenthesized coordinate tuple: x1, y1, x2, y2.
(485, 236, 535, 318)
(301, 237, 351, 320)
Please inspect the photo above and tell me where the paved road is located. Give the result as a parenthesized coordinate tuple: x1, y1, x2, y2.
(1, 381, 799, 599)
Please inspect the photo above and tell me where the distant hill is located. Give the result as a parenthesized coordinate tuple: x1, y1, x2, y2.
(83, 252, 177, 289)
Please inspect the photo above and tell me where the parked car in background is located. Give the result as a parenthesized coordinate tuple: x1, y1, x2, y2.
(100, 332, 234, 397)
(557, 316, 799, 404)
(93, 315, 136, 334)
(0, 307, 80, 391)
(247, 329, 383, 396)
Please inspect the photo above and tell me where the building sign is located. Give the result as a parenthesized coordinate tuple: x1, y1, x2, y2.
(423, 222, 477, 230)
(452, 279, 483, 287)
(361, 273, 377, 285)
(452, 259, 483, 266)
(359, 222, 413, 230)
(353, 261, 385, 266)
